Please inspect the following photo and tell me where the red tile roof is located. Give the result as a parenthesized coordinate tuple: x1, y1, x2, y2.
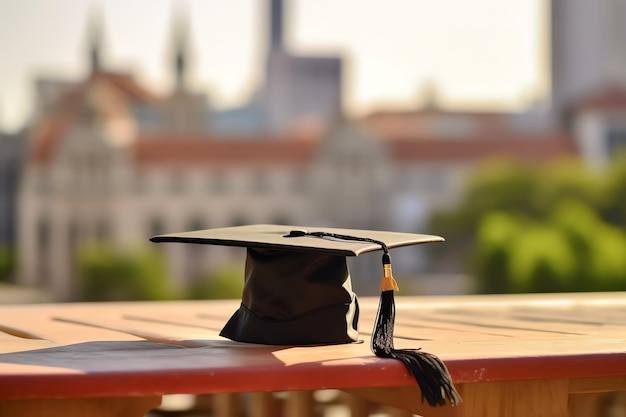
(29, 70, 579, 170)
(390, 133, 578, 163)
(362, 108, 510, 141)
(31, 71, 159, 165)
(31, 94, 83, 166)
(96, 72, 159, 104)
(133, 136, 317, 166)
(132, 131, 577, 167)
(575, 86, 626, 111)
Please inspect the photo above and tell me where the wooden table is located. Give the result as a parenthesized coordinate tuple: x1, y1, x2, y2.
(1, 292, 625, 417)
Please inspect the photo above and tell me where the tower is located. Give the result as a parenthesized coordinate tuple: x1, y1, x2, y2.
(269, 0, 284, 51)
(551, 0, 626, 167)
(550, 0, 626, 122)
(171, 6, 190, 92)
(261, 0, 344, 133)
(87, 9, 104, 73)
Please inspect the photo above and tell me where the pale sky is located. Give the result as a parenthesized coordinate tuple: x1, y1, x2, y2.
(0, 0, 547, 133)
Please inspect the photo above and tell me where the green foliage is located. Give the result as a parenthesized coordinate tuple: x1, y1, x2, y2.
(473, 211, 519, 293)
(77, 244, 177, 301)
(431, 159, 538, 239)
(604, 152, 626, 227)
(552, 200, 626, 290)
(467, 159, 539, 215)
(428, 158, 541, 270)
(508, 223, 577, 293)
(0, 247, 14, 283)
(533, 159, 607, 214)
(430, 157, 626, 293)
(186, 264, 244, 300)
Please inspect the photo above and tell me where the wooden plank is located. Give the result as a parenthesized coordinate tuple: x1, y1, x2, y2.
(411, 310, 600, 337)
(453, 380, 569, 417)
(52, 313, 223, 347)
(0, 307, 143, 345)
(0, 396, 161, 417)
(569, 377, 626, 394)
(349, 380, 570, 417)
(568, 393, 604, 417)
(359, 293, 626, 342)
(0, 294, 624, 403)
(213, 393, 240, 417)
(504, 308, 626, 327)
(0, 339, 56, 354)
(249, 392, 280, 417)
(123, 312, 228, 332)
(0, 327, 40, 341)
(285, 391, 315, 417)
(0, 301, 231, 348)
(339, 391, 377, 417)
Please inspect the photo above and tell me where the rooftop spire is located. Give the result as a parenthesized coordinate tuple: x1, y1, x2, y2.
(269, 0, 284, 50)
(87, 8, 104, 73)
(171, 5, 190, 91)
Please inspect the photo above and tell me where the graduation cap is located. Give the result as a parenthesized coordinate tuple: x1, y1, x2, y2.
(150, 224, 460, 406)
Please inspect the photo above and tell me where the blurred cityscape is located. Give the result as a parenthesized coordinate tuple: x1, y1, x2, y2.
(1, 0, 626, 302)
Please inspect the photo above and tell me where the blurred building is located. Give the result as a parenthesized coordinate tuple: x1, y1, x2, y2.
(18, 0, 626, 299)
(550, 0, 626, 167)
(260, 0, 343, 133)
(14, 0, 343, 300)
(210, 0, 343, 135)
(0, 130, 26, 250)
(16, 73, 575, 299)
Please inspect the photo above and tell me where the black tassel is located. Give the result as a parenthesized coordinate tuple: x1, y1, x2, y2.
(372, 256, 461, 407)
(287, 230, 461, 406)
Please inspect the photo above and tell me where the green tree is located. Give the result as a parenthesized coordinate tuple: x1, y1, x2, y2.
(507, 224, 577, 293)
(431, 158, 539, 238)
(473, 211, 577, 293)
(429, 158, 539, 274)
(604, 153, 626, 227)
(0, 246, 14, 283)
(430, 157, 626, 293)
(77, 244, 177, 301)
(533, 158, 606, 216)
(186, 264, 244, 300)
(472, 211, 519, 293)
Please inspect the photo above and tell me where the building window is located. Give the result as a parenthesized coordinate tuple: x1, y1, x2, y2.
(68, 221, 79, 253)
(398, 171, 415, 192)
(607, 127, 626, 155)
(37, 175, 51, 195)
(251, 171, 269, 194)
(291, 171, 309, 193)
(209, 171, 229, 194)
(170, 171, 185, 194)
(37, 217, 50, 251)
(422, 169, 447, 192)
(37, 217, 51, 287)
(134, 171, 146, 194)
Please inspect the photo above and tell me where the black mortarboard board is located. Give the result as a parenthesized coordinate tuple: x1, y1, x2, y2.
(150, 224, 460, 406)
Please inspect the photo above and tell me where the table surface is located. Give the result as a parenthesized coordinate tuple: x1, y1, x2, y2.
(1, 292, 625, 401)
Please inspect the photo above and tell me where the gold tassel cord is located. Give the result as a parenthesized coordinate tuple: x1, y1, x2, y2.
(380, 263, 399, 292)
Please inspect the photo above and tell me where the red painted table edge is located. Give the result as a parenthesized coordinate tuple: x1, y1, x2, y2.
(1, 352, 625, 400)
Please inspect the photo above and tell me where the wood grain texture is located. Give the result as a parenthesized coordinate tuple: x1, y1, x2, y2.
(0, 396, 160, 417)
(348, 380, 572, 417)
(0, 293, 624, 415)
